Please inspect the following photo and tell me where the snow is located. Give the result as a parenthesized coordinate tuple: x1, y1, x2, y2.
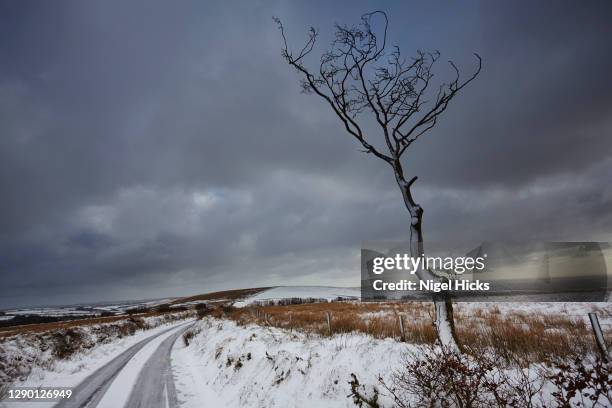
(434, 300, 458, 351)
(458, 301, 611, 315)
(1, 298, 177, 318)
(0, 316, 190, 408)
(456, 302, 612, 327)
(171, 306, 612, 408)
(1, 308, 97, 317)
(96, 322, 190, 408)
(171, 317, 410, 407)
(2, 300, 609, 407)
(233, 286, 361, 307)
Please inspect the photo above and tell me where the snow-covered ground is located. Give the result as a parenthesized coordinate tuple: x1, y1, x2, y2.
(172, 315, 610, 408)
(1, 299, 609, 407)
(457, 301, 611, 316)
(1, 289, 610, 407)
(233, 286, 361, 307)
(171, 317, 404, 407)
(0, 315, 189, 408)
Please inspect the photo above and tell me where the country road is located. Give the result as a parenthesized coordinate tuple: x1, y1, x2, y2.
(56, 321, 193, 408)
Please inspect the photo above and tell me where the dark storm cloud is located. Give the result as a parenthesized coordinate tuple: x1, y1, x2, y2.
(1, 1, 611, 307)
(402, 1, 612, 188)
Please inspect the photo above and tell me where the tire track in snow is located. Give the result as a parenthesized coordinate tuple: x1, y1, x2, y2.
(56, 321, 192, 408)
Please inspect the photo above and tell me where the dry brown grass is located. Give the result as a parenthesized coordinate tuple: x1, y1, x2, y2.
(169, 287, 272, 305)
(455, 312, 596, 363)
(226, 301, 610, 362)
(229, 302, 436, 343)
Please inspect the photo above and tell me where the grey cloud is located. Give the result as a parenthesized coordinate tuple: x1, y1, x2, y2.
(1, 1, 611, 307)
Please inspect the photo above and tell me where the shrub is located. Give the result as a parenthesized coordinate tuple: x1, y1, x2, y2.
(348, 373, 381, 408)
(126, 306, 150, 315)
(384, 347, 496, 407)
(51, 329, 88, 359)
(182, 329, 196, 347)
(221, 304, 235, 315)
(156, 304, 171, 313)
(195, 303, 208, 319)
(549, 356, 611, 407)
(377, 346, 548, 408)
(117, 321, 137, 337)
(129, 317, 148, 330)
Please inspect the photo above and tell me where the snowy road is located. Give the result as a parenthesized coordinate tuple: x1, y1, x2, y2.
(56, 321, 193, 408)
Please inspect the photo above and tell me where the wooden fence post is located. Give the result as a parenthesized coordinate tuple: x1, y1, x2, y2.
(588, 313, 609, 359)
(326, 312, 332, 336)
(399, 314, 406, 342)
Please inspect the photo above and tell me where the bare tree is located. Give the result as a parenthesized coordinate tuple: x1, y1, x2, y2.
(275, 11, 481, 350)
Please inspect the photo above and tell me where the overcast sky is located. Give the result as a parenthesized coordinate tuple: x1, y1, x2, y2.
(1, 1, 611, 308)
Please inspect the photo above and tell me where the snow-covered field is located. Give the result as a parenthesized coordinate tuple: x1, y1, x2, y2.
(0, 298, 176, 319)
(233, 286, 361, 307)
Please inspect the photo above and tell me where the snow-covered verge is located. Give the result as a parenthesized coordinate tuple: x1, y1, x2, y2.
(0, 312, 191, 402)
(172, 317, 404, 407)
(233, 286, 361, 307)
(172, 317, 611, 408)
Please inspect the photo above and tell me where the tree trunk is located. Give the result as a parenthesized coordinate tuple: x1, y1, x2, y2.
(394, 165, 461, 352)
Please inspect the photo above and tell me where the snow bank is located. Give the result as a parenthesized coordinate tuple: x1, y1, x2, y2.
(171, 318, 410, 407)
(233, 286, 361, 307)
(172, 315, 610, 408)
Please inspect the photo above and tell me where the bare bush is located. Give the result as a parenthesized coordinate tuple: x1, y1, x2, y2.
(347, 346, 611, 408)
(194, 303, 208, 320)
(374, 346, 550, 408)
(549, 356, 611, 407)
(51, 328, 90, 359)
(182, 327, 201, 347)
(382, 347, 497, 407)
(348, 373, 381, 408)
(221, 304, 235, 315)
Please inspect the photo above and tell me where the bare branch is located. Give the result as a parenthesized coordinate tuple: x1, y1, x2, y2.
(275, 13, 481, 165)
